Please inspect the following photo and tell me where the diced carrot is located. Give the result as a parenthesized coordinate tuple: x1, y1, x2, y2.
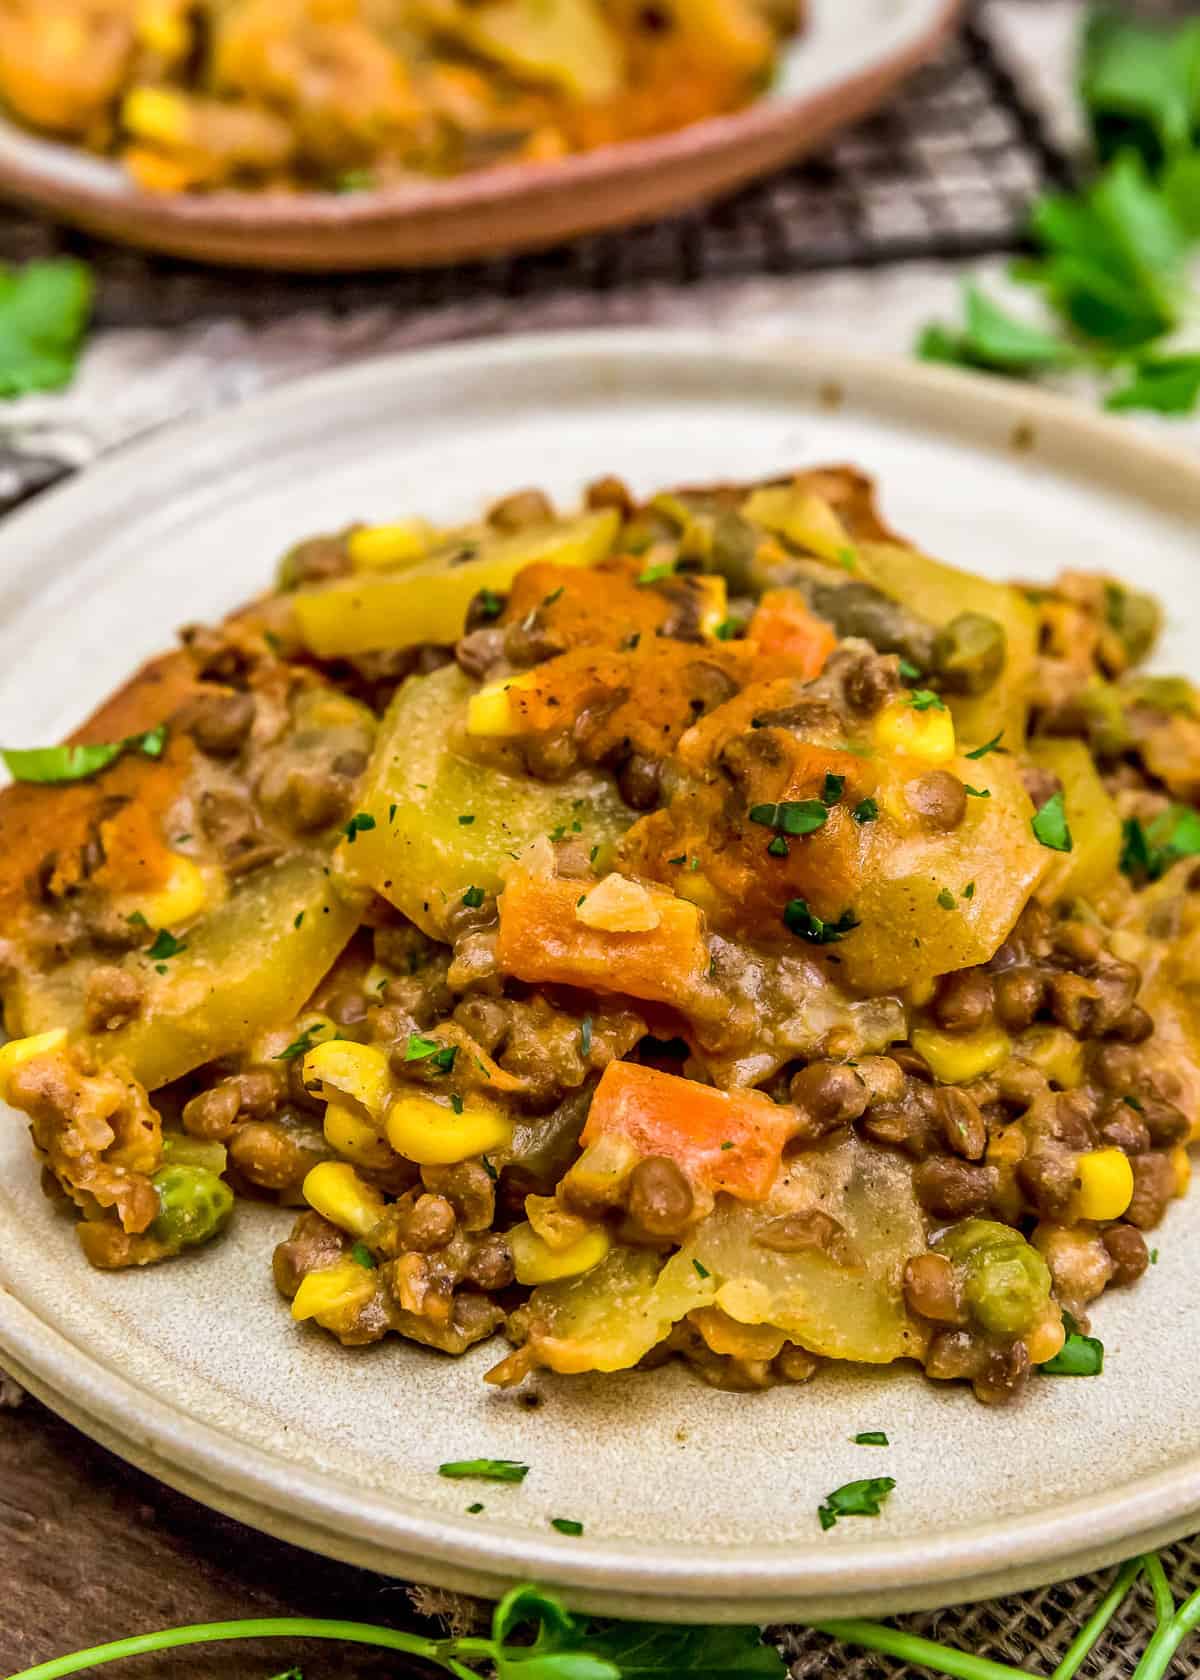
(749, 589, 837, 678)
(495, 868, 710, 1010)
(581, 1061, 796, 1201)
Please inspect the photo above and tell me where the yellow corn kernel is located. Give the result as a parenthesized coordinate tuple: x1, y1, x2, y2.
(324, 1101, 395, 1171)
(347, 520, 434, 572)
(302, 1160, 386, 1238)
(1071, 1148, 1134, 1222)
(128, 854, 212, 930)
(0, 1028, 67, 1101)
(291, 1258, 376, 1324)
(386, 1094, 511, 1166)
(136, 3, 190, 58)
(465, 677, 524, 739)
(1171, 1145, 1191, 1197)
(510, 1220, 610, 1285)
(1016, 1025, 1084, 1089)
(694, 575, 728, 637)
(1026, 1310, 1067, 1366)
(123, 86, 189, 145)
(912, 1023, 1010, 1084)
(874, 697, 956, 764)
(303, 1040, 390, 1122)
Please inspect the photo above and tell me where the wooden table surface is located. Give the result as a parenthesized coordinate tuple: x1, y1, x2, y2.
(1, 1383, 443, 1678)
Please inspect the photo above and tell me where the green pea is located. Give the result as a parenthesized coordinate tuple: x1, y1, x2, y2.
(1075, 681, 1132, 758)
(935, 1217, 1052, 1337)
(1104, 584, 1160, 665)
(931, 612, 1007, 696)
(151, 1164, 234, 1249)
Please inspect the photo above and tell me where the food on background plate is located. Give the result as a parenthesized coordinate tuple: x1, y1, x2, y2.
(0, 0, 803, 195)
(1, 461, 1196, 1409)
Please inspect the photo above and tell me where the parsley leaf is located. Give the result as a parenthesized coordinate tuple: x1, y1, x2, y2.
(2, 724, 168, 785)
(551, 1517, 584, 1536)
(462, 885, 486, 908)
(749, 800, 829, 837)
(963, 784, 991, 799)
(936, 888, 957, 910)
(475, 588, 505, 621)
(438, 1459, 530, 1483)
(147, 928, 187, 960)
(1032, 790, 1074, 853)
(0, 258, 94, 398)
(918, 282, 1080, 375)
(909, 689, 946, 712)
(852, 797, 878, 824)
(583, 1621, 787, 1678)
(275, 1021, 330, 1062)
(898, 658, 922, 682)
(1040, 1321, 1104, 1377)
(350, 1240, 376, 1270)
(1119, 804, 1200, 880)
(692, 1258, 711, 1279)
(965, 731, 1004, 759)
(821, 772, 845, 805)
(343, 812, 376, 843)
(818, 1476, 896, 1530)
(783, 899, 860, 944)
(1107, 352, 1200, 413)
(579, 1016, 593, 1058)
(853, 1431, 889, 1446)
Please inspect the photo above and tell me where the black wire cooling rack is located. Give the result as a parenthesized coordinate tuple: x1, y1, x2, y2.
(0, 4, 1077, 331)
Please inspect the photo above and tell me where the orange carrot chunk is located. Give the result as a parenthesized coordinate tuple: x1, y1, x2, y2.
(749, 589, 837, 677)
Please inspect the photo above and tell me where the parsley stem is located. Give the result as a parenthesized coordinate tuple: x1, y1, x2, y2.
(1132, 1585, 1200, 1680)
(1051, 1557, 1142, 1680)
(810, 1619, 1034, 1680)
(1143, 1552, 1176, 1625)
(3, 1617, 446, 1680)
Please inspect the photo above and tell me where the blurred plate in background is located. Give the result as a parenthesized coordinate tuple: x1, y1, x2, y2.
(0, 0, 959, 270)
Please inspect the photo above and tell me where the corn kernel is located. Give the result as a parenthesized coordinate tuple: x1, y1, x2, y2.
(386, 1094, 511, 1166)
(136, 3, 190, 58)
(303, 1040, 390, 1122)
(1016, 1025, 1084, 1089)
(324, 1101, 395, 1170)
(466, 678, 520, 738)
(347, 520, 434, 572)
(0, 1028, 67, 1102)
(912, 1023, 1010, 1084)
(1171, 1144, 1191, 1197)
(291, 1258, 376, 1324)
(127, 854, 212, 930)
(302, 1160, 386, 1238)
(1071, 1148, 1134, 1222)
(123, 86, 189, 145)
(510, 1220, 610, 1285)
(874, 698, 956, 764)
(1026, 1310, 1067, 1366)
(694, 575, 728, 637)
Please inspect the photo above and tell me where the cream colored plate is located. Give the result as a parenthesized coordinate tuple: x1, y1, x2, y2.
(2, 334, 1200, 1622)
(0, 0, 958, 268)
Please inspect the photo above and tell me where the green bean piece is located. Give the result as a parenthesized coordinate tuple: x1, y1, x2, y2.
(151, 1164, 234, 1249)
(931, 612, 1007, 696)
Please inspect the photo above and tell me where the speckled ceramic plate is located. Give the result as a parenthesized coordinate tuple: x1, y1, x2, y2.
(2, 334, 1200, 1621)
(0, 0, 958, 269)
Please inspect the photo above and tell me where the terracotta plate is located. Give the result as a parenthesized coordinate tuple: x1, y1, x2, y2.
(0, 0, 959, 269)
(1, 334, 1199, 1621)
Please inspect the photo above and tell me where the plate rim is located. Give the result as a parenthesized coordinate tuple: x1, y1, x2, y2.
(3, 329, 1200, 1617)
(0, 0, 960, 265)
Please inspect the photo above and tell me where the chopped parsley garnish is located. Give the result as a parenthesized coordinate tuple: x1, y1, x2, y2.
(550, 1517, 584, 1536)
(126, 910, 149, 929)
(1119, 805, 1200, 882)
(936, 888, 956, 910)
(965, 731, 1004, 759)
(438, 1459, 530, 1484)
(451, 1094, 464, 1115)
(909, 689, 946, 712)
(963, 880, 976, 899)
(852, 797, 878, 824)
(693, 1258, 711, 1279)
(852, 1431, 889, 1447)
(1040, 1320, 1104, 1378)
(579, 1016, 593, 1058)
(466, 1502, 484, 1513)
(541, 587, 564, 607)
(388, 802, 398, 822)
(462, 885, 486, 908)
(405, 1033, 457, 1071)
(637, 560, 676, 585)
(783, 899, 860, 943)
(713, 617, 743, 640)
(720, 1140, 734, 1150)
(963, 785, 991, 799)
(767, 836, 789, 858)
(1, 723, 168, 785)
(588, 844, 600, 864)
(275, 1021, 330, 1062)
(1151, 1248, 1159, 1265)
(667, 853, 686, 866)
(475, 588, 505, 621)
(147, 928, 187, 961)
(293, 912, 304, 929)
(1032, 791, 1073, 853)
(458, 813, 476, 826)
(821, 772, 845, 805)
(837, 546, 857, 572)
(817, 1476, 895, 1530)
(343, 812, 377, 843)
(749, 800, 829, 837)
(898, 658, 922, 682)
(350, 1241, 377, 1270)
